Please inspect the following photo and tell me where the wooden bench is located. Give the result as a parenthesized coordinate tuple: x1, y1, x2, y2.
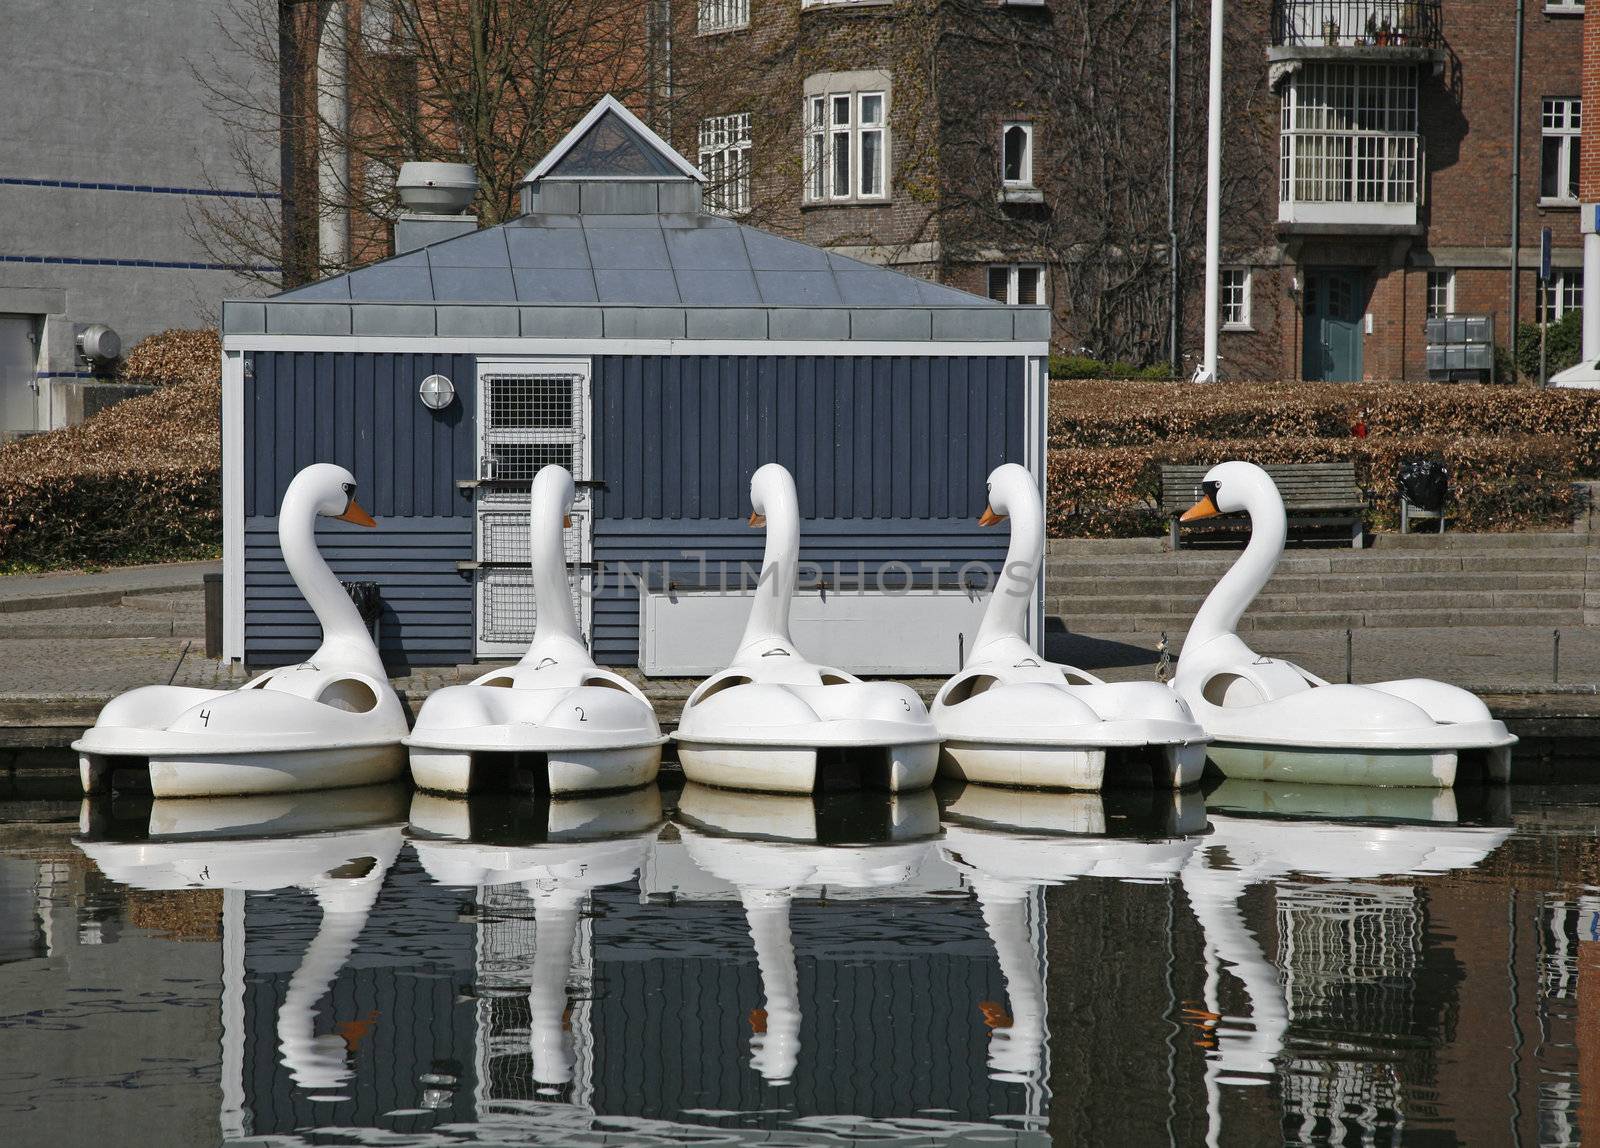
(1159, 461, 1367, 550)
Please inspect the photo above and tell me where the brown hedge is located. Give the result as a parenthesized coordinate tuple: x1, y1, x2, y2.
(1049, 380, 1600, 473)
(0, 381, 220, 568)
(117, 328, 222, 388)
(1047, 434, 1581, 538)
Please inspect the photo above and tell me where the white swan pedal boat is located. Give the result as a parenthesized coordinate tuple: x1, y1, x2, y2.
(75, 464, 408, 798)
(1173, 461, 1515, 787)
(675, 463, 941, 794)
(932, 464, 1208, 790)
(405, 465, 664, 795)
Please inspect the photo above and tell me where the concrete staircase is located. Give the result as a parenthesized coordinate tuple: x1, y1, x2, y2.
(1047, 533, 1600, 635)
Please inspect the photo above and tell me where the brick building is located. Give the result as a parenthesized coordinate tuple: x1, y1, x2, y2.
(674, 0, 1586, 381)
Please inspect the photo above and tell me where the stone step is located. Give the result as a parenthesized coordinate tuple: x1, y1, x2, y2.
(119, 591, 204, 614)
(0, 605, 206, 640)
(1048, 551, 1591, 578)
(1048, 571, 1583, 596)
(1046, 532, 1593, 555)
(1049, 590, 1586, 617)
(1051, 607, 1583, 634)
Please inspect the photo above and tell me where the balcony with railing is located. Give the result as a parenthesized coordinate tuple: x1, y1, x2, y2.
(1270, 0, 1444, 67)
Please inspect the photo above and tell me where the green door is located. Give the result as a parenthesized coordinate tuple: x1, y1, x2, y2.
(1302, 269, 1364, 381)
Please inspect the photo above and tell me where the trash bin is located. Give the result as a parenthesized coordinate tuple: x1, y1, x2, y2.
(342, 580, 383, 642)
(203, 572, 223, 659)
(1397, 458, 1449, 534)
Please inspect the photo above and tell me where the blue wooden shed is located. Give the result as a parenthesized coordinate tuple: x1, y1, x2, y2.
(218, 98, 1050, 673)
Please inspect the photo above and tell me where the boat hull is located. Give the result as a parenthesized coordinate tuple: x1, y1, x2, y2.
(407, 742, 663, 796)
(938, 740, 1206, 791)
(1204, 741, 1513, 788)
(676, 738, 939, 795)
(79, 743, 406, 799)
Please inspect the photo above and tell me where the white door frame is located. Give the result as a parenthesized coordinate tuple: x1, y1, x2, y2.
(473, 356, 594, 658)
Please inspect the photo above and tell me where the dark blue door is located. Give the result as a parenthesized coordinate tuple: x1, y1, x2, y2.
(1302, 269, 1364, 381)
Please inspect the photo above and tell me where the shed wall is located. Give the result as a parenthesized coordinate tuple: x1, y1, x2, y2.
(241, 350, 1026, 668)
(243, 351, 476, 668)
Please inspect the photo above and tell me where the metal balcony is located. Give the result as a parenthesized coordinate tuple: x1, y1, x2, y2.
(1270, 0, 1444, 75)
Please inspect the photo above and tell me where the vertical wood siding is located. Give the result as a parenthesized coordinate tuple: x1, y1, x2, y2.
(588, 355, 1026, 665)
(243, 351, 476, 667)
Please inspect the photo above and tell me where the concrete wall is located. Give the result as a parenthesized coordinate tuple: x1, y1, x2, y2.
(0, 0, 276, 427)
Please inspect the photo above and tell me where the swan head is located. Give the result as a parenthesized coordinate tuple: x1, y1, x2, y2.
(289, 463, 376, 526)
(1179, 460, 1278, 522)
(533, 464, 576, 527)
(747, 462, 796, 529)
(978, 463, 1037, 526)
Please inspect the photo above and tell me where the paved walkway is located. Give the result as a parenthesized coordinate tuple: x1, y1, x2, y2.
(0, 560, 217, 612)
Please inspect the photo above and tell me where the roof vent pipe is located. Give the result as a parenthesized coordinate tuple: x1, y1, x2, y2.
(394, 162, 479, 254)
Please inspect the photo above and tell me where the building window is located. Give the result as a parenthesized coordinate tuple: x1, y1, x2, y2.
(804, 78, 890, 203)
(1542, 98, 1581, 203)
(1221, 267, 1251, 328)
(698, 0, 748, 33)
(699, 113, 751, 216)
(1426, 270, 1454, 319)
(987, 264, 1044, 305)
(1280, 62, 1418, 207)
(1002, 123, 1033, 186)
(1545, 0, 1583, 12)
(1544, 270, 1582, 320)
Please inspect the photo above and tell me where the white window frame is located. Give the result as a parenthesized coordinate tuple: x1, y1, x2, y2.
(1541, 97, 1582, 205)
(698, 112, 751, 216)
(1001, 122, 1034, 188)
(697, 0, 748, 34)
(1544, 0, 1583, 13)
(1279, 62, 1419, 208)
(987, 263, 1045, 306)
(1221, 267, 1251, 329)
(1426, 269, 1454, 319)
(803, 76, 891, 204)
(1544, 270, 1583, 320)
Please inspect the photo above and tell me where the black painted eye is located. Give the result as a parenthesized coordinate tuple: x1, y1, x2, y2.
(341, 483, 354, 494)
(1200, 480, 1220, 501)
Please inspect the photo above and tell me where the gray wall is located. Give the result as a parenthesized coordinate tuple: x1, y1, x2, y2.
(241, 351, 1026, 668)
(243, 351, 475, 669)
(0, 0, 276, 382)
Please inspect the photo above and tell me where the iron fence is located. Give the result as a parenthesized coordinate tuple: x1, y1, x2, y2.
(1272, 0, 1443, 50)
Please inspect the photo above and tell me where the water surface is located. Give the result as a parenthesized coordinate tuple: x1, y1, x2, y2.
(2, 778, 1597, 1146)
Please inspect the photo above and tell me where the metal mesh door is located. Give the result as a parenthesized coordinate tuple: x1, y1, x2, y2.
(475, 366, 591, 656)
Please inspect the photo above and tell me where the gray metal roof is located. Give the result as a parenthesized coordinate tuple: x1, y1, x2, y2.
(269, 214, 993, 309)
(223, 96, 1048, 346)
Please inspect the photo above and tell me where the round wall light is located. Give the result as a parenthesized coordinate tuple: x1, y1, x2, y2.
(419, 373, 456, 411)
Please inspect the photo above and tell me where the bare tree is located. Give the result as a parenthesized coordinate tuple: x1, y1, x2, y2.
(189, 0, 680, 287)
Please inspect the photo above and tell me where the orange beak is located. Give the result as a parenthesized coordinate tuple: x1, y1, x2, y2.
(978, 505, 1006, 526)
(563, 514, 572, 528)
(748, 511, 766, 527)
(1179, 494, 1221, 522)
(335, 497, 377, 527)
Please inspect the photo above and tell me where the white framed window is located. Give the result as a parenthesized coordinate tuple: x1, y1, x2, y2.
(803, 78, 890, 203)
(698, 0, 748, 33)
(1221, 267, 1251, 328)
(698, 113, 751, 216)
(1541, 97, 1581, 203)
(1545, 0, 1583, 13)
(1544, 270, 1583, 320)
(1426, 269, 1454, 319)
(987, 264, 1045, 305)
(1279, 62, 1419, 208)
(1002, 122, 1033, 187)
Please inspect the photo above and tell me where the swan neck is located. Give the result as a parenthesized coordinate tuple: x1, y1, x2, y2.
(280, 485, 386, 679)
(1189, 493, 1285, 650)
(529, 899, 582, 1085)
(971, 492, 1042, 661)
(736, 495, 799, 661)
(277, 884, 378, 1087)
(520, 480, 591, 667)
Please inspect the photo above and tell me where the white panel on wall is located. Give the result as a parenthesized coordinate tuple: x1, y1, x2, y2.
(639, 587, 992, 676)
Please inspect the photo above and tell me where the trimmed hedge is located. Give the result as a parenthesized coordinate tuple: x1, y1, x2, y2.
(1046, 381, 1598, 537)
(0, 380, 220, 569)
(117, 329, 222, 388)
(1050, 380, 1600, 471)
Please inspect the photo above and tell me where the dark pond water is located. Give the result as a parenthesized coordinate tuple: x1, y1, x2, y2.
(1, 777, 1598, 1146)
